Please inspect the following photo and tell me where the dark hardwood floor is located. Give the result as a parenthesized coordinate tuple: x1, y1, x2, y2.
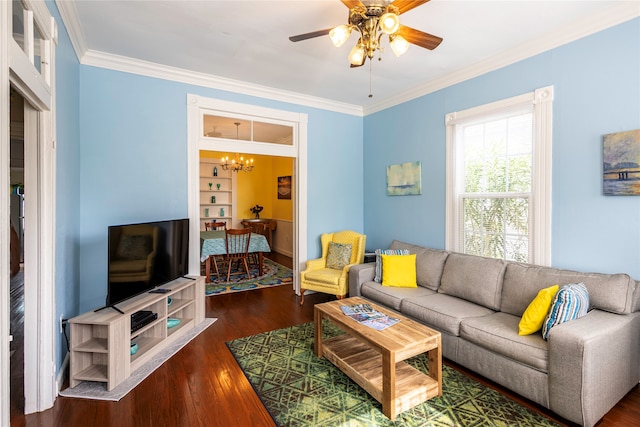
(10, 254, 640, 426)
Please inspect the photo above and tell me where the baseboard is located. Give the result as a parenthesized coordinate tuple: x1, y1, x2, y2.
(56, 353, 69, 394)
(275, 248, 293, 258)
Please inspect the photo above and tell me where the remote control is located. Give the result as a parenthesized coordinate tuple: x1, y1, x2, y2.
(149, 288, 171, 294)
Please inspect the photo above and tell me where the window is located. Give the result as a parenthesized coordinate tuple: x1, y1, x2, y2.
(445, 87, 553, 265)
(203, 114, 293, 145)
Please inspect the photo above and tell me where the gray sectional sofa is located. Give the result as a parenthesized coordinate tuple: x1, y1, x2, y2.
(348, 240, 640, 427)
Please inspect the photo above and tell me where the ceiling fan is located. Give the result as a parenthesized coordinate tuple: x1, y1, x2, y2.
(289, 0, 442, 68)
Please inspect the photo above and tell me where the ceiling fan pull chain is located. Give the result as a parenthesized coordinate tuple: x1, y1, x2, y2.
(368, 60, 373, 98)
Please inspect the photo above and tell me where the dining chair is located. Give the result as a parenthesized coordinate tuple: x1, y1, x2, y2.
(205, 221, 227, 231)
(203, 221, 227, 280)
(224, 228, 252, 281)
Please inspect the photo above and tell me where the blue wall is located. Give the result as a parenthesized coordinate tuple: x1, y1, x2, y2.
(77, 68, 364, 311)
(363, 18, 640, 279)
(47, 0, 81, 371)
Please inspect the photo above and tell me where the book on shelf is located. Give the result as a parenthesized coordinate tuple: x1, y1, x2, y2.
(340, 303, 400, 331)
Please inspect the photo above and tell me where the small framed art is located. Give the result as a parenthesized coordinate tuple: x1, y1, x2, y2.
(386, 161, 422, 196)
(603, 129, 640, 196)
(278, 176, 292, 199)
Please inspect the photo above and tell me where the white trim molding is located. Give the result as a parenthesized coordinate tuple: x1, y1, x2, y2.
(53, 0, 87, 60)
(1, 1, 11, 425)
(84, 50, 363, 117)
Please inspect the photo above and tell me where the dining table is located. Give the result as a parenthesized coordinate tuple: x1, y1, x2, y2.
(200, 230, 271, 283)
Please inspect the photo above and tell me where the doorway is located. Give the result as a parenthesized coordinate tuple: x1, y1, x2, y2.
(187, 94, 308, 293)
(9, 87, 26, 419)
(3, 0, 58, 419)
(199, 150, 295, 258)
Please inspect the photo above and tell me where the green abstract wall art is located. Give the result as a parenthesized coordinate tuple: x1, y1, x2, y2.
(386, 161, 422, 196)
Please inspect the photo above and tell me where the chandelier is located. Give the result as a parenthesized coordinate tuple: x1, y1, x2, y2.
(221, 122, 254, 172)
(221, 153, 254, 173)
(329, 3, 409, 66)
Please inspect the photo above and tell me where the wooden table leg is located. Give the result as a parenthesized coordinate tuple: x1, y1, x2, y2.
(429, 335, 443, 397)
(382, 350, 397, 420)
(314, 308, 323, 358)
(258, 252, 264, 276)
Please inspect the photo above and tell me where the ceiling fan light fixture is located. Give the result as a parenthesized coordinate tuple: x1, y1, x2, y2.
(329, 24, 351, 47)
(389, 34, 410, 57)
(348, 43, 366, 66)
(379, 12, 400, 35)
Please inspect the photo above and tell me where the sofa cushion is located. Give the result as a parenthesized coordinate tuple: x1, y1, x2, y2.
(401, 293, 495, 336)
(373, 248, 410, 282)
(361, 281, 435, 311)
(303, 268, 343, 286)
(389, 241, 449, 291)
(518, 285, 559, 336)
(501, 262, 634, 316)
(381, 254, 417, 288)
(541, 283, 589, 340)
(460, 312, 549, 373)
(438, 252, 506, 310)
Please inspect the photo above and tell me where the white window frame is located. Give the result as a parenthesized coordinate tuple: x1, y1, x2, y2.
(445, 86, 553, 265)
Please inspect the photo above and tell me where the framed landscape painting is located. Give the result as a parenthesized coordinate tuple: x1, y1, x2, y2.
(386, 161, 422, 196)
(603, 129, 640, 196)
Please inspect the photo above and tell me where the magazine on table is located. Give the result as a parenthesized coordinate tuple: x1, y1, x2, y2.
(340, 303, 400, 330)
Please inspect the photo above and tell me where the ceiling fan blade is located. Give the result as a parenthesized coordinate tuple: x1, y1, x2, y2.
(340, 0, 363, 9)
(289, 28, 332, 42)
(397, 25, 442, 50)
(393, 0, 430, 15)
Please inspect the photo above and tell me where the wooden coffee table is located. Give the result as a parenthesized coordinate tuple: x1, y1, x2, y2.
(314, 296, 442, 421)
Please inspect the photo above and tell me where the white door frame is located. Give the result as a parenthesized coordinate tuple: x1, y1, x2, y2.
(186, 94, 307, 293)
(2, 0, 57, 420)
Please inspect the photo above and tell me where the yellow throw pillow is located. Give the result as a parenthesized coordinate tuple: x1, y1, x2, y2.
(381, 254, 417, 288)
(518, 285, 560, 336)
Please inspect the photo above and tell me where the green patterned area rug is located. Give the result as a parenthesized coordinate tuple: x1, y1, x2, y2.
(227, 322, 560, 427)
(205, 258, 293, 296)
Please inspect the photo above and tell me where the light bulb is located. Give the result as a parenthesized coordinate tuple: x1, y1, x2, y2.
(379, 13, 400, 35)
(348, 44, 365, 66)
(389, 34, 409, 57)
(329, 25, 351, 47)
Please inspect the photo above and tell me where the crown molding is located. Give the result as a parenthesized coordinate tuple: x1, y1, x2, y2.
(81, 50, 363, 117)
(364, 2, 640, 116)
(54, 0, 637, 117)
(54, 0, 88, 62)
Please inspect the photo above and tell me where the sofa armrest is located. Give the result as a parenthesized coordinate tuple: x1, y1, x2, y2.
(548, 310, 640, 427)
(349, 263, 375, 297)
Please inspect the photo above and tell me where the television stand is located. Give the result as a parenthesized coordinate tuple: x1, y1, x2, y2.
(93, 304, 124, 314)
(68, 276, 205, 391)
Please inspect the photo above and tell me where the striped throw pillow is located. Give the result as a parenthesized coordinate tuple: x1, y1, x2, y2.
(541, 283, 589, 340)
(374, 248, 410, 283)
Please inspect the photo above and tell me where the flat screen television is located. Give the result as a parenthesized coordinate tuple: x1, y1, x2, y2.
(106, 218, 189, 307)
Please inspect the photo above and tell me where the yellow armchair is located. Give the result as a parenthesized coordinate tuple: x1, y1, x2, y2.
(299, 230, 366, 305)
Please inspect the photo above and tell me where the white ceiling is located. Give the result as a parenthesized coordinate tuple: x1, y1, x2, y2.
(58, 0, 639, 113)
